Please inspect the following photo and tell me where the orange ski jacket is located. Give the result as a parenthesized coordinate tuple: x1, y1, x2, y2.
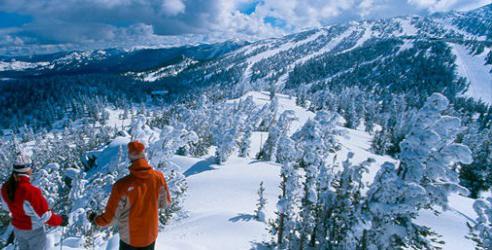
(95, 158, 171, 247)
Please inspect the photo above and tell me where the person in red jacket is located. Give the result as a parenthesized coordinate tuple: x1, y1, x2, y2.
(0, 152, 68, 250)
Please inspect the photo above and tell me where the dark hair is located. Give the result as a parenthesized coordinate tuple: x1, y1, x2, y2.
(6, 173, 17, 201)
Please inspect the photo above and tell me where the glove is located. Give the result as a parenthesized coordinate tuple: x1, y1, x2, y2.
(60, 215, 69, 227)
(87, 212, 97, 224)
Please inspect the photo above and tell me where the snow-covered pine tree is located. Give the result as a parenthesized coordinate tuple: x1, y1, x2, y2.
(236, 96, 263, 158)
(291, 111, 341, 249)
(364, 93, 473, 249)
(213, 110, 244, 164)
(130, 114, 154, 144)
(364, 98, 378, 133)
(269, 81, 277, 100)
(320, 153, 372, 249)
(238, 124, 253, 158)
(255, 181, 267, 222)
(260, 110, 297, 162)
(398, 93, 473, 209)
(296, 85, 309, 108)
(33, 163, 65, 210)
(363, 162, 432, 249)
(159, 169, 188, 226)
(177, 95, 214, 157)
(371, 128, 393, 155)
(258, 97, 279, 132)
(79, 171, 116, 248)
(460, 125, 492, 198)
(345, 102, 360, 129)
(468, 197, 492, 249)
(148, 123, 195, 224)
(272, 135, 301, 248)
(65, 172, 92, 247)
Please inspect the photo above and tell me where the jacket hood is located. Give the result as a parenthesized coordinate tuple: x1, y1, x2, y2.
(129, 159, 152, 179)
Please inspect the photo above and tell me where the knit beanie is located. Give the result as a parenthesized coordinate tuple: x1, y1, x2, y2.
(13, 152, 32, 173)
(128, 141, 146, 161)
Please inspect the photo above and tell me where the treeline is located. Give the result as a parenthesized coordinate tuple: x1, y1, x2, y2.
(0, 74, 175, 131)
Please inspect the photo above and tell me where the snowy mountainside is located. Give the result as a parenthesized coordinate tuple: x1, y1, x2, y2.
(125, 57, 198, 82)
(172, 4, 491, 104)
(0, 60, 50, 71)
(32, 91, 477, 250)
(0, 41, 243, 78)
(2, 5, 491, 104)
(1, 4, 490, 130)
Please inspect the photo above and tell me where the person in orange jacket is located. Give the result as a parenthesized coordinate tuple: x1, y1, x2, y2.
(88, 141, 171, 250)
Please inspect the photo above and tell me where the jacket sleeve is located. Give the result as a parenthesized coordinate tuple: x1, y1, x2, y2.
(95, 184, 121, 227)
(158, 172, 171, 209)
(25, 187, 63, 227)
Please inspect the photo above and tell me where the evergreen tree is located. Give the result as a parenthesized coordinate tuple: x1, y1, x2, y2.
(469, 197, 492, 250)
(398, 93, 472, 208)
(238, 125, 253, 158)
(363, 162, 433, 249)
(260, 110, 297, 162)
(291, 111, 341, 249)
(321, 153, 373, 250)
(255, 181, 267, 222)
(460, 125, 492, 198)
(364, 93, 473, 249)
(272, 136, 302, 248)
(33, 163, 65, 210)
(213, 108, 244, 164)
(372, 128, 393, 155)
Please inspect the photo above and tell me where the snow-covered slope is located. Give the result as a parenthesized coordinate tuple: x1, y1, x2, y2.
(0, 60, 49, 71)
(57, 91, 475, 250)
(168, 4, 492, 105)
(158, 92, 476, 250)
(126, 57, 198, 82)
(451, 44, 492, 104)
(159, 156, 279, 250)
(2, 5, 491, 106)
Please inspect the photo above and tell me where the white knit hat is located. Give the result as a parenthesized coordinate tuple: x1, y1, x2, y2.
(13, 152, 32, 173)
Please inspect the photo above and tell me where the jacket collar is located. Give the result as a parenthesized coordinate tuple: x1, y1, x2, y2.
(16, 175, 31, 183)
(129, 158, 152, 179)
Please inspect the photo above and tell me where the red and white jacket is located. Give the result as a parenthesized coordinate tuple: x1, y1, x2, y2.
(0, 175, 63, 230)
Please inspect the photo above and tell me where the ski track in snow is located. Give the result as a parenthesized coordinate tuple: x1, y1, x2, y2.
(451, 43, 492, 104)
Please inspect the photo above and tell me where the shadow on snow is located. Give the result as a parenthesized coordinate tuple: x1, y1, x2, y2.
(183, 156, 217, 177)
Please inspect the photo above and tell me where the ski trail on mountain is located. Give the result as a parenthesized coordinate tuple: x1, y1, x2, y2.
(276, 27, 358, 88)
(240, 29, 327, 87)
(451, 43, 492, 104)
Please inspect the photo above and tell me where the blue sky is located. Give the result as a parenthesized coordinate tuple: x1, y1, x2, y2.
(0, 0, 490, 55)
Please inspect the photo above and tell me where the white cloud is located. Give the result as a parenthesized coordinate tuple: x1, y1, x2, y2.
(0, 0, 489, 55)
(407, 0, 459, 11)
(161, 0, 186, 16)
